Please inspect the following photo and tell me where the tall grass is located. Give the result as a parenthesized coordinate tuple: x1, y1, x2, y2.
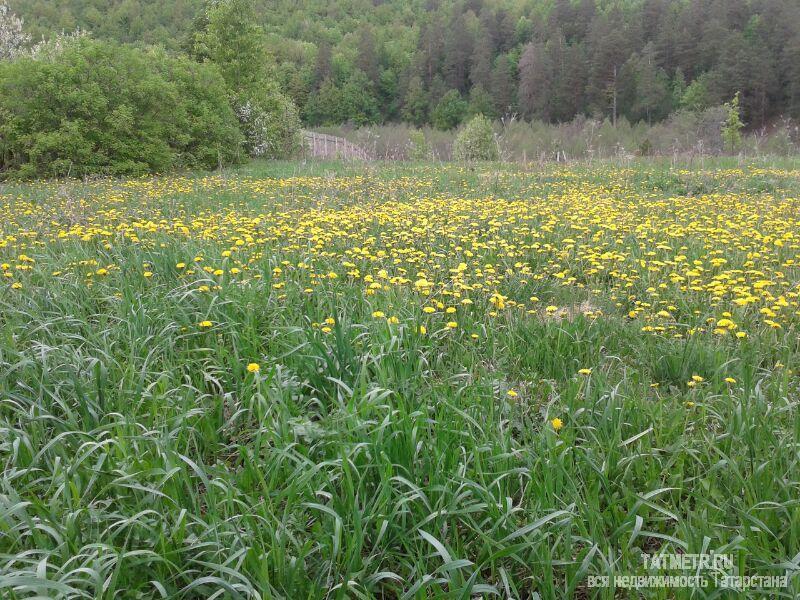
(317, 111, 800, 163)
(0, 161, 799, 598)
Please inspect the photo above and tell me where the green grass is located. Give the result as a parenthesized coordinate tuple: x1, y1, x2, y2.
(0, 159, 799, 598)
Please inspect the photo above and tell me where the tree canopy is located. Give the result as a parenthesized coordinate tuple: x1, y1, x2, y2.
(7, 0, 800, 127)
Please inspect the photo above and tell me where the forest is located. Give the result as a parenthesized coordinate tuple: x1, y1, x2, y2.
(9, 0, 800, 130)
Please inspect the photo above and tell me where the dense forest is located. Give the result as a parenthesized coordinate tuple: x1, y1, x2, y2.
(8, 0, 800, 129)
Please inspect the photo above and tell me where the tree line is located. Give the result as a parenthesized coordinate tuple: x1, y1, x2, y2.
(9, 0, 800, 131)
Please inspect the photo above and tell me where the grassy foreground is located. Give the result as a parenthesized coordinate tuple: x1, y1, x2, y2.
(1, 160, 799, 598)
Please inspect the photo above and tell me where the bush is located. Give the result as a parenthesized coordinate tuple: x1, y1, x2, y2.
(453, 114, 498, 161)
(722, 92, 744, 154)
(408, 129, 431, 160)
(236, 85, 302, 159)
(0, 38, 242, 178)
(432, 90, 467, 130)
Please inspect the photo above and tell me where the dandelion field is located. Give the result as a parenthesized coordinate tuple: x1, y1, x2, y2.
(1, 161, 799, 598)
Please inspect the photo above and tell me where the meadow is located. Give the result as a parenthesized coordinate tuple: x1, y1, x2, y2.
(1, 160, 799, 598)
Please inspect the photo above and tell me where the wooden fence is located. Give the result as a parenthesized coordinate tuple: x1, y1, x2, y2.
(302, 130, 371, 161)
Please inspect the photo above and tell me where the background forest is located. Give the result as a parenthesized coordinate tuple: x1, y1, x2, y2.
(10, 0, 800, 129)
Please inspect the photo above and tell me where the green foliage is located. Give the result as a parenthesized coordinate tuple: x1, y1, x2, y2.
(452, 114, 498, 161)
(189, 0, 301, 159)
(467, 84, 497, 120)
(407, 128, 430, 160)
(8, 0, 196, 48)
(681, 74, 713, 112)
(401, 76, 428, 126)
(432, 90, 467, 131)
(188, 0, 266, 93)
(8, 0, 800, 127)
(305, 71, 379, 126)
(236, 85, 301, 159)
(722, 92, 744, 154)
(0, 38, 242, 178)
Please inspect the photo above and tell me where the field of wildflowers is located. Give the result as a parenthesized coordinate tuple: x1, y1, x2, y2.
(1, 161, 799, 597)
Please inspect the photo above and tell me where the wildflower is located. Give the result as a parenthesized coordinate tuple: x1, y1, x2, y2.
(198, 320, 213, 328)
(419, 325, 427, 335)
(387, 316, 400, 324)
(446, 321, 458, 329)
(423, 306, 436, 313)
(724, 377, 736, 384)
(551, 417, 563, 432)
(578, 368, 592, 375)
(507, 389, 518, 398)
(246, 362, 260, 373)
(372, 311, 385, 318)
(96, 268, 108, 276)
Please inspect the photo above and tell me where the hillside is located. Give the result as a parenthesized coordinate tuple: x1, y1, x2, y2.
(8, 0, 800, 128)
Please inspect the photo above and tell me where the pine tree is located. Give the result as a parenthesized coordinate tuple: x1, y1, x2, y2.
(402, 76, 429, 126)
(491, 54, 516, 118)
(518, 42, 552, 121)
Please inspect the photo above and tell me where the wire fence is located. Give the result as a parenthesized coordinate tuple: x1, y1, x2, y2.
(302, 130, 371, 161)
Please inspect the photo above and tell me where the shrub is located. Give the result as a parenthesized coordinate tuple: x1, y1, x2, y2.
(432, 90, 467, 130)
(0, 2, 29, 60)
(408, 129, 431, 160)
(0, 38, 242, 178)
(722, 92, 744, 154)
(453, 114, 498, 161)
(236, 85, 302, 159)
